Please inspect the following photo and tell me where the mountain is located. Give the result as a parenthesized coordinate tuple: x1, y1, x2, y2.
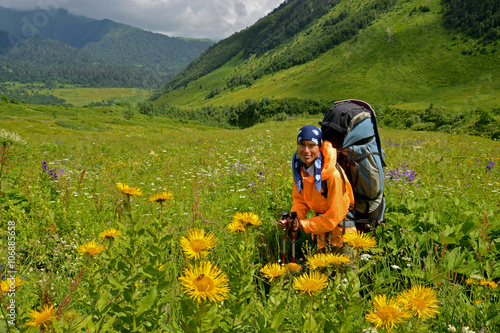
(150, 0, 499, 113)
(0, 6, 215, 88)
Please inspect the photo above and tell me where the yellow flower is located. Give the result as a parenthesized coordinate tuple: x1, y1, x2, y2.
(261, 263, 287, 282)
(293, 271, 328, 296)
(343, 231, 377, 251)
(286, 263, 302, 273)
(26, 304, 57, 329)
(397, 285, 439, 319)
(179, 261, 230, 303)
(77, 241, 104, 257)
(479, 279, 498, 289)
(0, 276, 26, 293)
(365, 294, 411, 332)
(307, 253, 328, 270)
(324, 253, 351, 266)
(227, 220, 246, 233)
(465, 278, 478, 285)
(180, 228, 217, 260)
(99, 228, 121, 240)
(116, 182, 143, 197)
(149, 191, 174, 203)
(232, 212, 262, 227)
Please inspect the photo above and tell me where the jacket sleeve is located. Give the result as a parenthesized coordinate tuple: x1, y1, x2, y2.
(290, 181, 311, 220)
(299, 169, 354, 235)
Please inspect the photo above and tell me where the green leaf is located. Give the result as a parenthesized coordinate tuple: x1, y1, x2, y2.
(160, 234, 173, 243)
(146, 228, 159, 242)
(270, 309, 286, 329)
(108, 275, 126, 290)
(136, 286, 158, 317)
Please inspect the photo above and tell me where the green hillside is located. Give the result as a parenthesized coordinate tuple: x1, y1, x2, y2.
(151, 0, 499, 113)
(0, 6, 215, 88)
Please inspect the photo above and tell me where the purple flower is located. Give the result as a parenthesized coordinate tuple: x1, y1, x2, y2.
(486, 161, 495, 172)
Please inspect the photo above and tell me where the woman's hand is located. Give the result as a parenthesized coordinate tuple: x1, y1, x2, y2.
(278, 217, 300, 231)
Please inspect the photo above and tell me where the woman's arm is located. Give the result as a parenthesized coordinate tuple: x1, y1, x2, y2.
(298, 169, 354, 235)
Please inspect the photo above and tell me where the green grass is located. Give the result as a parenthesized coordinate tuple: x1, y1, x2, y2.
(0, 102, 499, 332)
(43, 87, 152, 106)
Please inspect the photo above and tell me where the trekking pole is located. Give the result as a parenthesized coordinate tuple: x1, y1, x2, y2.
(281, 211, 289, 264)
(289, 212, 298, 263)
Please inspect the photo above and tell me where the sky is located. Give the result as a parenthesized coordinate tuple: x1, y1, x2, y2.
(0, 0, 284, 40)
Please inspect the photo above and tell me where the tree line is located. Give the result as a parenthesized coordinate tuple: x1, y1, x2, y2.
(442, 0, 500, 40)
(137, 98, 332, 129)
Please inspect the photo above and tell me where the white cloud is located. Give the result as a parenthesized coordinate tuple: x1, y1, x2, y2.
(0, 0, 283, 39)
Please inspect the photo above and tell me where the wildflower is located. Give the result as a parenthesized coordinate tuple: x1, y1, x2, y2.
(232, 212, 262, 227)
(99, 228, 121, 240)
(178, 261, 230, 303)
(324, 253, 351, 266)
(486, 161, 494, 172)
(286, 262, 302, 273)
(343, 231, 377, 251)
(397, 285, 439, 319)
(447, 325, 457, 332)
(149, 191, 174, 203)
(116, 182, 143, 197)
(293, 271, 328, 296)
(0, 276, 26, 292)
(77, 241, 104, 257)
(365, 294, 411, 332)
(26, 304, 57, 329)
(261, 263, 287, 282)
(391, 265, 401, 270)
(180, 228, 217, 260)
(227, 220, 246, 233)
(363, 328, 379, 333)
(361, 254, 372, 261)
(479, 279, 498, 289)
(307, 253, 328, 270)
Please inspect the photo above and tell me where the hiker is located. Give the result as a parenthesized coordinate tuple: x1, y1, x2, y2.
(278, 125, 355, 254)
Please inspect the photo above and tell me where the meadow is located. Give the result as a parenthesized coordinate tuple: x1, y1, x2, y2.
(0, 103, 499, 332)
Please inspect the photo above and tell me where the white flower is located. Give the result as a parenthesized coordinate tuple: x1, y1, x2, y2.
(362, 328, 378, 333)
(361, 254, 371, 261)
(391, 265, 401, 270)
(447, 325, 457, 332)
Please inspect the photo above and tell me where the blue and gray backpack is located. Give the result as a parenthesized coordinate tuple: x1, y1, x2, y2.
(319, 99, 386, 232)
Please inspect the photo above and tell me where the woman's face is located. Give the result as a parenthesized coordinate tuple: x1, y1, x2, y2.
(297, 140, 320, 168)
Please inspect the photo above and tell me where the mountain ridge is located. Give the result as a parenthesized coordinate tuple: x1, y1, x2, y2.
(150, 0, 499, 112)
(0, 6, 215, 88)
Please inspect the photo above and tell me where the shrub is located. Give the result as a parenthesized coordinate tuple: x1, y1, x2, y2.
(410, 122, 435, 131)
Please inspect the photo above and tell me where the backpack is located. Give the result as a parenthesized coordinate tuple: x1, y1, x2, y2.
(319, 99, 386, 232)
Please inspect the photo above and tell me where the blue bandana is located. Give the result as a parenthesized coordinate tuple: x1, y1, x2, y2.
(292, 125, 323, 194)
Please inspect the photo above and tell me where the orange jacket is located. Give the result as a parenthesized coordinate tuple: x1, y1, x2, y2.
(291, 141, 355, 248)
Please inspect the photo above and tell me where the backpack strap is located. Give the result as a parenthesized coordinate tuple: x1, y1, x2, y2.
(335, 162, 347, 194)
(318, 163, 347, 198)
(320, 180, 328, 198)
